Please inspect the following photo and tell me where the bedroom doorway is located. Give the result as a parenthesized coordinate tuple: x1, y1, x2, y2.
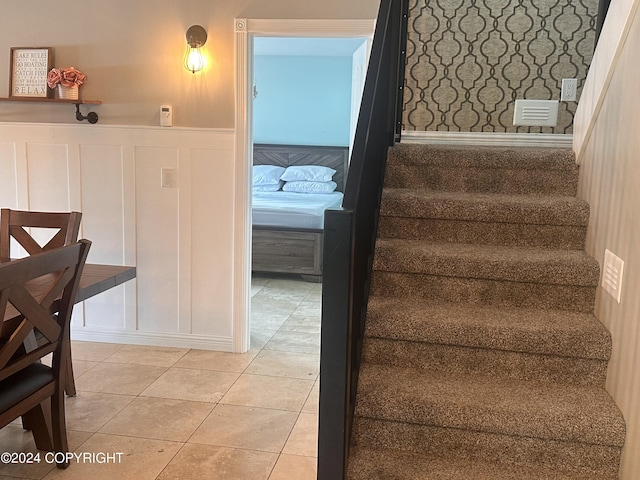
(249, 36, 368, 352)
(233, 19, 375, 354)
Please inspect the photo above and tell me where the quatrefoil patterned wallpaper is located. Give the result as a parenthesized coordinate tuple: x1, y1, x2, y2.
(403, 0, 599, 134)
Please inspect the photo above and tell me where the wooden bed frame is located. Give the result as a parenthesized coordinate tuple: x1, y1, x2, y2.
(252, 143, 349, 281)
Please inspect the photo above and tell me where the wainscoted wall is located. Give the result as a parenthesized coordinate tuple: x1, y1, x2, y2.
(0, 123, 237, 351)
(403, 0, 598, 133)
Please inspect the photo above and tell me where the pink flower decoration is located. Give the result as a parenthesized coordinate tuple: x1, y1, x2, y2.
(47, 66, 87, 88)
(46, 68, 62, 89)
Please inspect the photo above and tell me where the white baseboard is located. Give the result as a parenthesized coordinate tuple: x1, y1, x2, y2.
(71, 328, 234, 352)
(401, 130, 574, 149)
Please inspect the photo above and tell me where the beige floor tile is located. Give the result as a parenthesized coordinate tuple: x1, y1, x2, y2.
(65, 392, 135, 432)
(140, 368, 240, 403)
(251, 294, 302, 317)
(283, 413, 318, 457)
(174, 349, 258, 373)
(0, 424, 56, 479)
(263, 330, 321, 354)
(302, 381, 320, 414)
(251, 329, 278, 350)
(70, 341, 122, 362)
(74, 363, 167, 396)
(279, 314, 321, 333)
(189, 404, 297, 452)
(99, 397, 213, 442)
(251, 311, 290, 332)
(292, 299, 322, 317)
(220, 374, 314, 411)
(42, 433, 181, 480)
(157, 443, 277, 480)
(0, 428, 90, 479)
(246, 350, 319, 380)
(69, 360, 100, 378)
(101, 345, 188, 367)
(269, 454, 317, 480)
(262, 279, 314, 295)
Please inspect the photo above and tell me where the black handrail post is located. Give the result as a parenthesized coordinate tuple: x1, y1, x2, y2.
(318, 208, 355, 479)
(316, 0, 409, 479)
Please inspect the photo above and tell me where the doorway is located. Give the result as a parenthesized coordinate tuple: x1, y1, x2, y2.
(233, 19, 375, 353)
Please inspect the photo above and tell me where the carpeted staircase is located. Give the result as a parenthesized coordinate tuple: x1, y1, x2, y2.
(348, 144, 626, 479)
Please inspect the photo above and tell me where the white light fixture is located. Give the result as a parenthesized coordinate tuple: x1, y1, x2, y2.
(184, 25, 207, 73)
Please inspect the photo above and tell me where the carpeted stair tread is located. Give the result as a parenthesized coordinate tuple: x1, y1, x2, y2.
(374, 239, 600, 286)
(355, 363, 626, 447)
(352, 417, 622, 477)
(380, 189, 590, 226)
(385, 145, 579, 195)
(365, 297, 611, 360)
(387, 144, 578, 171)
(348, 446, 616, 480)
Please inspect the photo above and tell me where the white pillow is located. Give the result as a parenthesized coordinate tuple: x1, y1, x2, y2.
(280, 165, 336, 182)
(253, 165, 285, 185)
(253, 182, 283, 193)
(282, 180, 338, 194)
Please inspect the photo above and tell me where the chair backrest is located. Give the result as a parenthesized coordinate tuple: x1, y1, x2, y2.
(0, 240, 91, 382)
(0, 209, 82, 263)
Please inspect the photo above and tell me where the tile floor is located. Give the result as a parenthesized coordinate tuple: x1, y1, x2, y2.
(0, 274, 321, 480)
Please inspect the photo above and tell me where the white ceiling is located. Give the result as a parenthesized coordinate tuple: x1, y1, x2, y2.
(253, 37, 368, 57)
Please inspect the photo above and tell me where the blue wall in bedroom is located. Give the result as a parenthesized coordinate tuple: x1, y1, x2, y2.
(253, 55, 353, 147)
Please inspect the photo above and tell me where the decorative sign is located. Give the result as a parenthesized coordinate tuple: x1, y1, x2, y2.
(9, 47, 53, 98)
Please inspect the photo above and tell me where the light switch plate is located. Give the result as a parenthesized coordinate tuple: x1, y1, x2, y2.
(602, 249, 624, 303)
(161, 168, 177, 188)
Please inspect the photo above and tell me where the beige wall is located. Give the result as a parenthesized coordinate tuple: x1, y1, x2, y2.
(575, 2, 640, 478)
(0, 0, 379, 127)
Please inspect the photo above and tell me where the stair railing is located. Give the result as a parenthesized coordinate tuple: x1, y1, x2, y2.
(317, 0, 409, 478)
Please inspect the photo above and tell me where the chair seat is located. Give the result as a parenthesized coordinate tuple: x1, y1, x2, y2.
(0, 364, 54, 412)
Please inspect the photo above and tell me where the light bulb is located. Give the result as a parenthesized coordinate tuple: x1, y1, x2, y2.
(185, 46, 205, 73)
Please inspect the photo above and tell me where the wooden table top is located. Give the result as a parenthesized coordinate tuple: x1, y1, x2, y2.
(3, 263, 136, 322)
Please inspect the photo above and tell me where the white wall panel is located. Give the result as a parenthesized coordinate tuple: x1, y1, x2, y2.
(191, 148, 235, 338)
(25, 143, 70, 211)
(79, 144, 128, 330)
(0, 142, 17, 208)
(0, 123, 238, 351)
(135, 146, 180, 334)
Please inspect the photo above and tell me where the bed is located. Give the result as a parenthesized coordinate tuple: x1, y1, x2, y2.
(252, 143, 349, 281)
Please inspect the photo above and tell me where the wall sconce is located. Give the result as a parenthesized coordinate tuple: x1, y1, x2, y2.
(184, 25, 207, 73)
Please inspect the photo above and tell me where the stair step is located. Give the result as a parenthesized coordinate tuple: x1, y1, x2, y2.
(381, 190, 589, 226)
(379, 189, 588, 248)
(366, 298, 610, 360)
(355, 363, 626, 448)
(363, 299, 610, 385)
(374, 240, 599, 286)
(385, 144, 578, 195)
(348, 446, 619, 480)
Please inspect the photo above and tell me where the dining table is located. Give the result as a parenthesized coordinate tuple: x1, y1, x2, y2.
(2, 262, 136, 331)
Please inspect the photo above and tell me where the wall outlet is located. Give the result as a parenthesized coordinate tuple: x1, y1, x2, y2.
(561, 78, 578, 102)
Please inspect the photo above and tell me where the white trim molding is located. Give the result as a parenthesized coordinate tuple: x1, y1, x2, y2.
(401, 130, 573, 148)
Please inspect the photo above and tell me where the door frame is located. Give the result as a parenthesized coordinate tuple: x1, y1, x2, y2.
(233, 18, 375, 352)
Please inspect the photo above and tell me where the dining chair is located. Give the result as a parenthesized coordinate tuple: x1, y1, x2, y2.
(0, 240, 91, 468)
(0, 208, 83, 396)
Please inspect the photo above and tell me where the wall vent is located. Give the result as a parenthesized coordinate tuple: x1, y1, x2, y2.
(602, 249, 624, 303)
(513, 99, 559, 127)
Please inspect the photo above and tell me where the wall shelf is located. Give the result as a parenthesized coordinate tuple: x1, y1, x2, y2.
(0, 97, 102, 124)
